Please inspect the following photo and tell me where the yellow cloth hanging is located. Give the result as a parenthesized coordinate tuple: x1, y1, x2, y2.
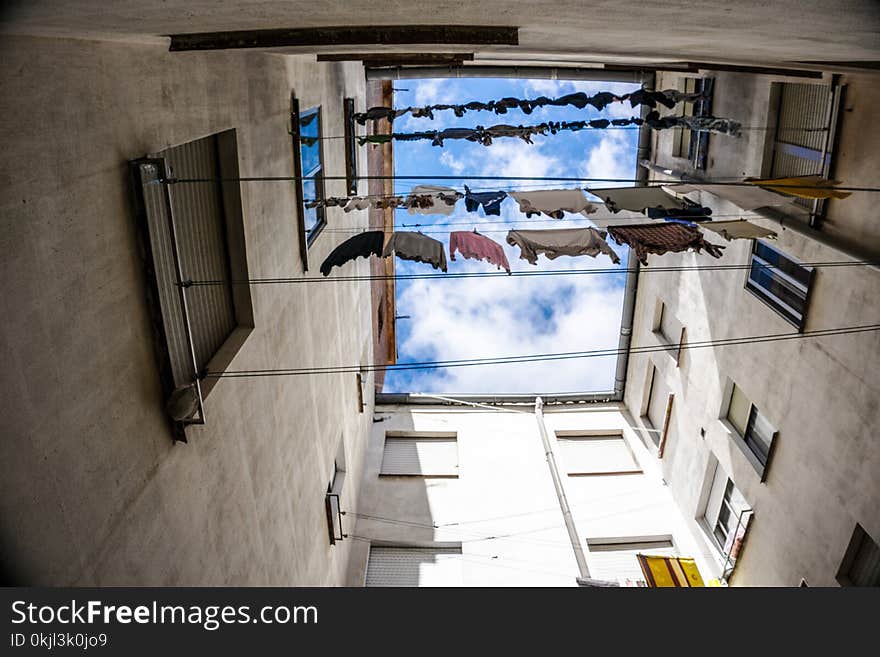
(744, 175, 851, 200)
(637, 554, 706, 587)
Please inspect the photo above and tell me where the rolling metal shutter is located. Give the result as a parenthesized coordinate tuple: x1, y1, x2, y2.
(163, 136, 237, 375)
(557, 436, 640, 475)
(380, 437, 458, 476)
(587, 540, 677, 584)
(365, 547, 463, 587)
(770, 83, 839, 213)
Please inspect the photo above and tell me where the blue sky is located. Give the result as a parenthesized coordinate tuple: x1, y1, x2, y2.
(381, 77, 641, 394)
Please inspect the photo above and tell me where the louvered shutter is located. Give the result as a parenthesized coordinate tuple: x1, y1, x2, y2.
(557, 436, 640, 475)
(380, 437, 458, 476)
(366, 547, 463, 587)
(163, 136, 236, 376)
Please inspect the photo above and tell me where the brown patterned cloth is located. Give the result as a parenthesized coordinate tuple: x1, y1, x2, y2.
(607, 223, 725, 266)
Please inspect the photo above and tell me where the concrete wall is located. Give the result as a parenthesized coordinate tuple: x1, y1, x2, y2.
(626, 72, 880, 585)
(2, 1, 879, 70)
(0, 34, 375, 585)
(352, 404, 714, 586)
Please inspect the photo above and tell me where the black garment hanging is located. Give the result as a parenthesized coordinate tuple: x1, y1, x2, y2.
(320, 231, 385, 277)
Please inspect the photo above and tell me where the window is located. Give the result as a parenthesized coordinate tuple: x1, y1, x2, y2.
(343, 97, 358, 195)
(745, 240, 814, 330)
(836, 524, 880, 587)
(653, 300, 685, 365)
(671, 77, 713, 170)
(365, 546, 463, 587)
(380, 435, 458, 477)
(643, 364, 671, 447)
(586, 537, 676, 585)
(556, 434, 641, 476)
(291, 96, 326, 270)
(702, 460, 751, 572)
(325, 439, 347, 544)
(724, 382, 778, 479)
(129, 131, 254, 438)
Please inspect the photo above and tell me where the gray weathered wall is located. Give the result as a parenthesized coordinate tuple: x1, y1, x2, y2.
(0, 34, 374, 585)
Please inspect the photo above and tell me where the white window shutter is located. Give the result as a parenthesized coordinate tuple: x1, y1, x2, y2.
(380, 437, 458, 476)
(366, 547, 463, 587)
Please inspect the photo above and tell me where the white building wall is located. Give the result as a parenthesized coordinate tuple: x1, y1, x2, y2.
(625, 71, 880, 586)
(352, 405, 714, 586)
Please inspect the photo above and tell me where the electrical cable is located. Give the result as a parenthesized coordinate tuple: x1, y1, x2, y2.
(162, 174, 880, 193)
(205, 323, 880, 378)
(186, 260, 879, 287)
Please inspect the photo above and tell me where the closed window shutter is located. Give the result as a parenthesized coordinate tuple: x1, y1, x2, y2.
(659, 306, 682, 345)
(558, 436, 640, 475)
(647, 370, 670, 432)
(727, 384, 751, 436)
(163, 135, 236, 376)
(380, 437, 458, 476)
(366, 547, 463, 587)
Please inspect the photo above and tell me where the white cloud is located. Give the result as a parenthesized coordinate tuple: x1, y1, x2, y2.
(580, 130, 636, 188)
(393, 259, 624, 394)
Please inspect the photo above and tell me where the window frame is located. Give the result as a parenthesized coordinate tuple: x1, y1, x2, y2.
(836, 523, 880, 587)
(699, 458, 752, 578)
(343, 97, 359, 196)
(291, 96, 327, 271)
(744, 240, 815, 331)
(720, 380, 779, 482)
(129, 130, 255, 440)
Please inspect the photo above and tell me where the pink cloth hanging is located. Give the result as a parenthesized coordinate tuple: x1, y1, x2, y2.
(449, 230, 511, 274)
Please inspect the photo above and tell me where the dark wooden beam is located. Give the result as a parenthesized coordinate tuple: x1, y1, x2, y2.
(318, 53, 475, 66)
(169, 26, 518, 52)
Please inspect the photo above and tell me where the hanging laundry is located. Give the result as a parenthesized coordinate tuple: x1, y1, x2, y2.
(343, 197, 375, 212)
(744, 175, 852, 200)
(463, 185, 507, 216)
(320, 231, 385, 277)
(666, 183, 794, 211)
(644, 111, 743, 137)
(406, 185, 463, 215)
(586, 186, 685, 213)
(607, 223, 725, 265)
(353, 88, 705, 125)
(701, 220, 778, 241)
(509, 189, 599, 219)
(306, 197, 350, 210)
(506, 227, 620, 265)
(383, 232, 448, 272)
(449, 230, 511, 274)
(645, 205, 712, 220)
(356, 117, 648, 148)
(588, 209, 654, 231)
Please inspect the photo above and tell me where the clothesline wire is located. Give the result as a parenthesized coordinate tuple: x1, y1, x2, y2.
(164, 175, 880, 193)
(205, 323, 879, 378)
(300, 125, 829, 141)
(185, 259, 877, 287)
(314, 211, 789, 234)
